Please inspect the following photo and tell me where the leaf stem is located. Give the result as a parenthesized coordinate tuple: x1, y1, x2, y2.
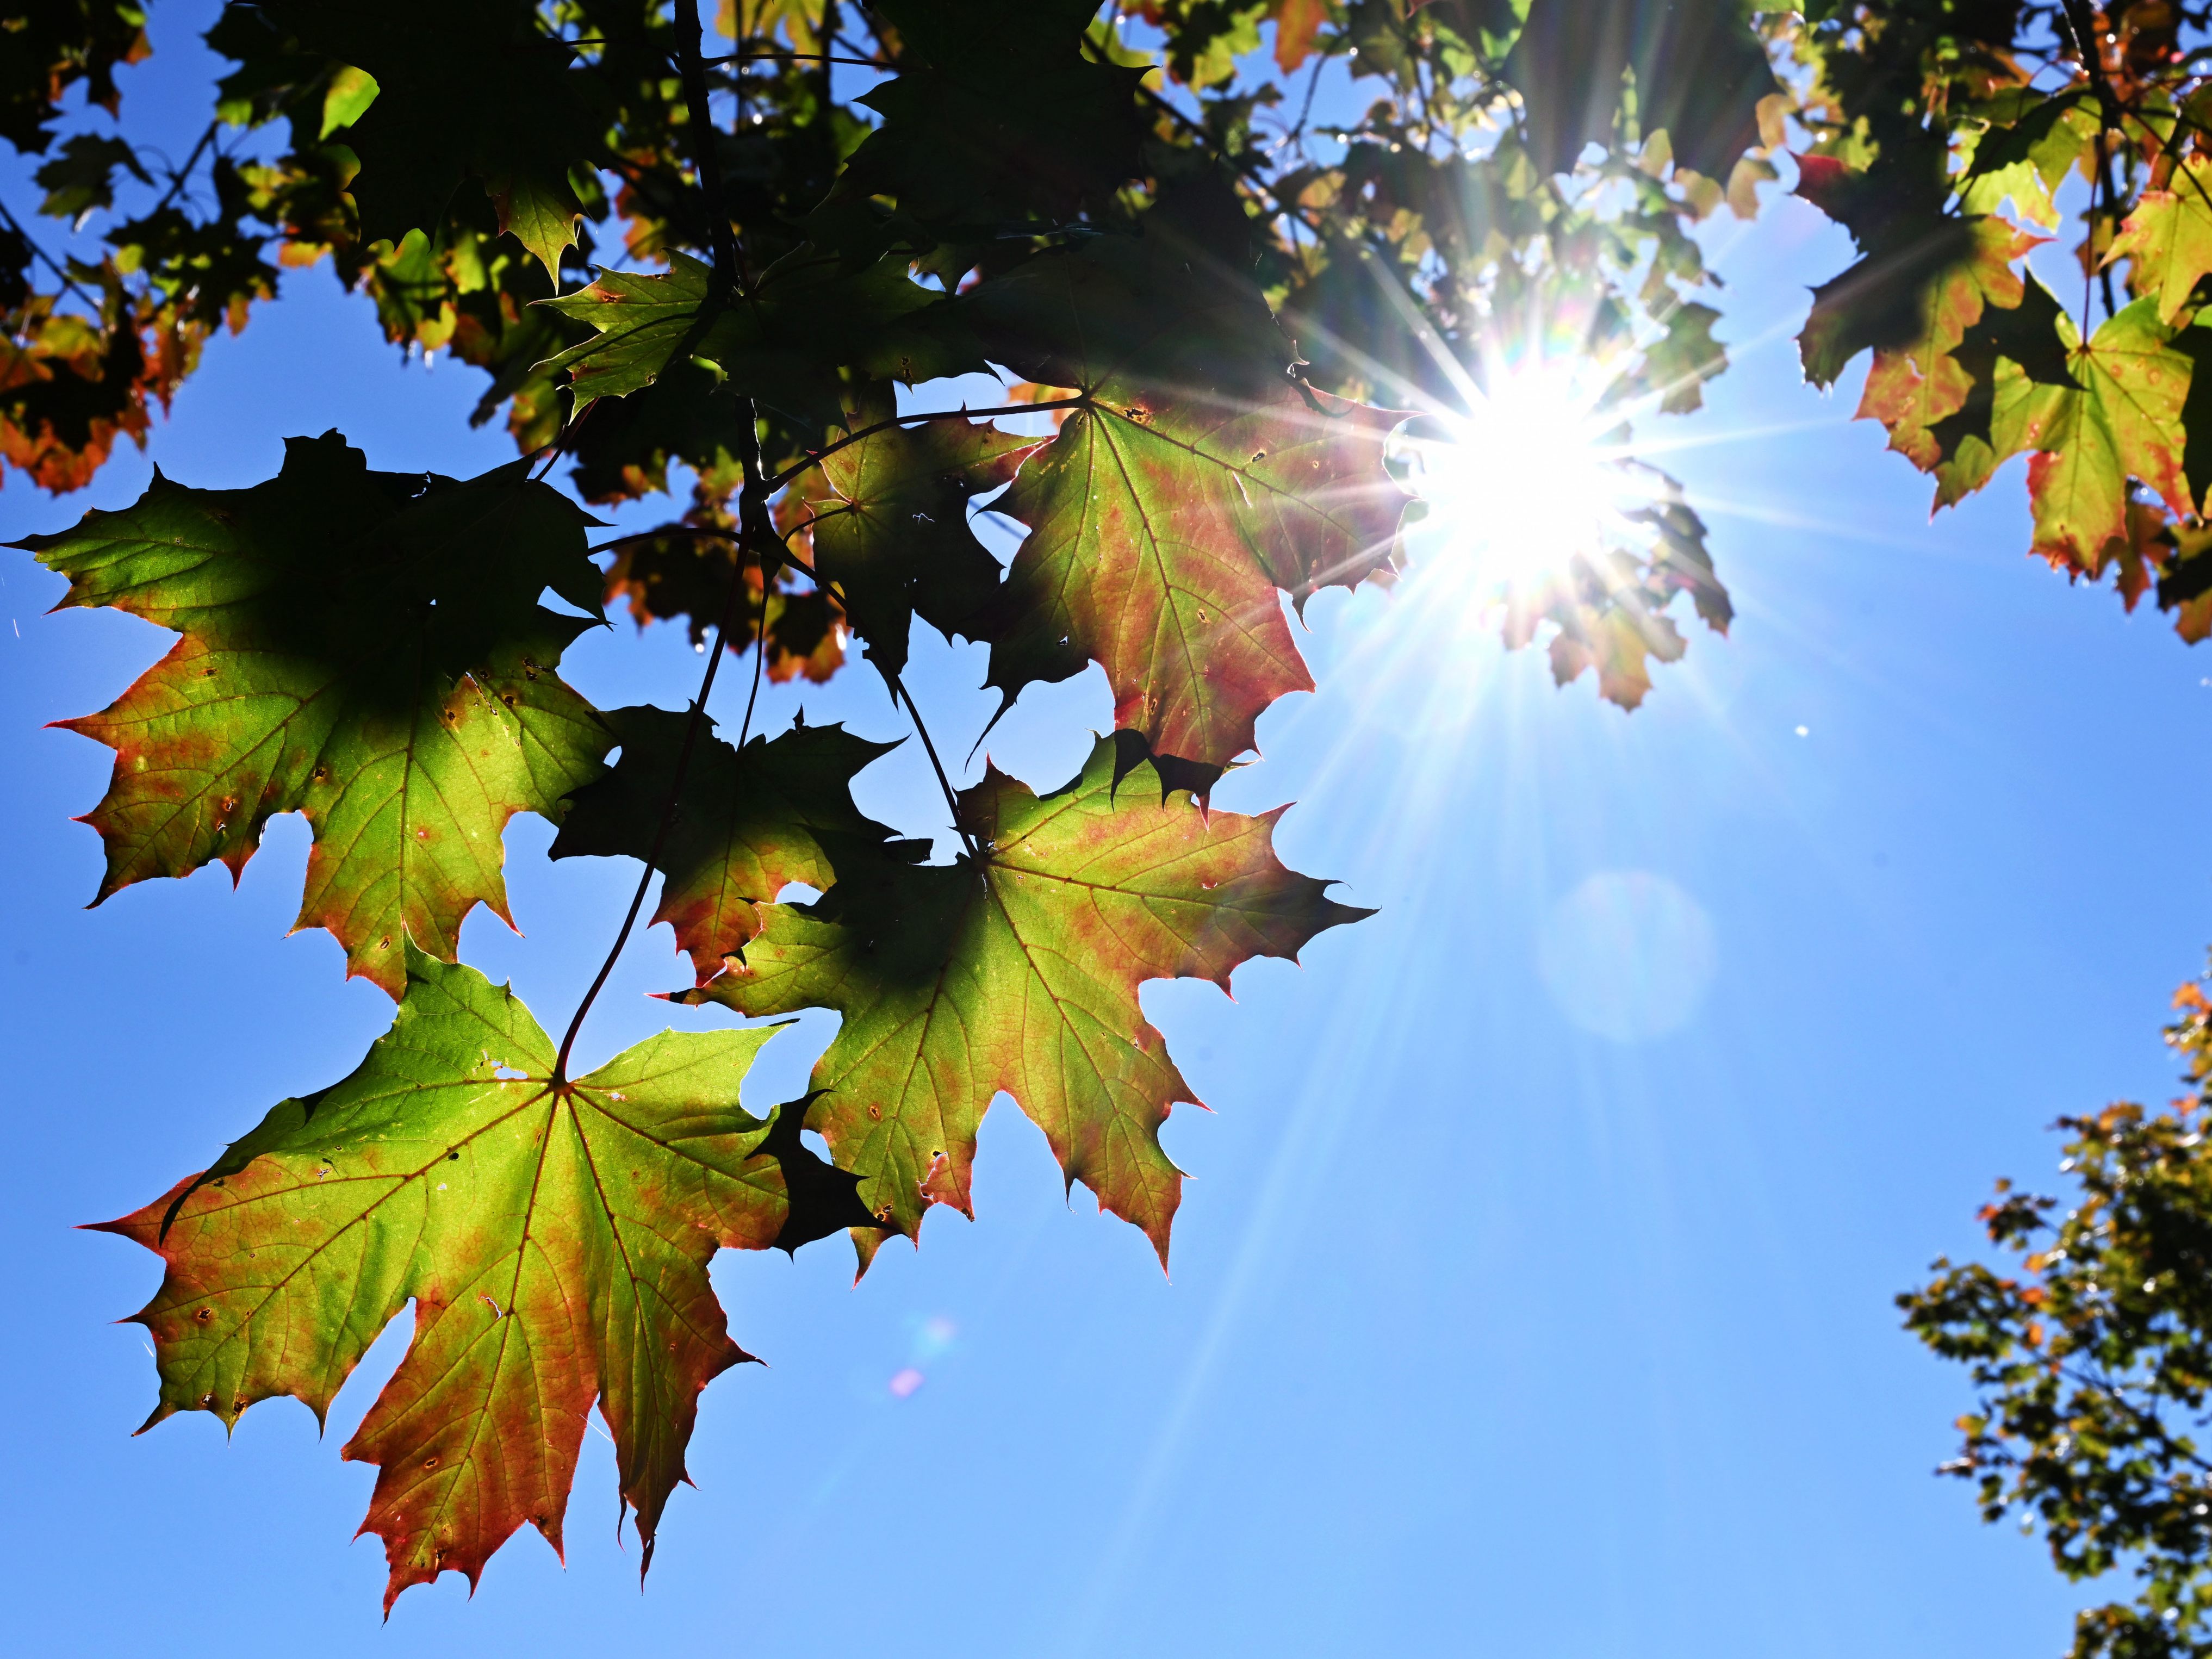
(888, 670, 981, 860)
(552, 505, 758, 1086)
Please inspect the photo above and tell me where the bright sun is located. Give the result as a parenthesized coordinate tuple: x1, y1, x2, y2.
(1390, 363, 1656, 586)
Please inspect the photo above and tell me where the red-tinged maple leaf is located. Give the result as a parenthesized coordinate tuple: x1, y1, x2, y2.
(96, 948, 865, 1607)
(1805, 218, 2026, 389)
(1272, 0, 1329, 71)
(672, 735, 1368, 1264)
(15, 434, 612, 996)
(602, 523, 848, 684)
(1846, 220, 2035, 469)
(550, 705, 903, 983)
(968, 232, 1410, 774)
(1861, 345, 1976, 470)
(2107, 499, 2175, 611)
(2105, 157, 2212, 327)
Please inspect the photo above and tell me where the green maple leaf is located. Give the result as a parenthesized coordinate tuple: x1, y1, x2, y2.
(2105, 157, 2212, 328)
(16, 433, 611, 997)
(97, 947, 859, 1607)
(550, 705, 903, 984)
(1956, 91, 2098, 232)
(674, 736, 1368, 1264)
(2021, 300, 2195, 570)
(538, 249, 981, 427)
(265, 0, 604, 277)
(970, 234, 1409, 775)
(1919, 275, 2078, 507)
(33, 132, 147, 221)
(797, 384, 1039, 679)
(1643, 302, 1725, 415)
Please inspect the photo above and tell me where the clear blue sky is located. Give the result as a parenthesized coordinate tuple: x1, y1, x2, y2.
(1, 9, 2197, 1656)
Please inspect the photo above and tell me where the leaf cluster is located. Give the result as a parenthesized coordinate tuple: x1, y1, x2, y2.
(1905, 975, 2212, 1657)
(1790, 2, 2212, 637)
(0, 0, 1877, 1611)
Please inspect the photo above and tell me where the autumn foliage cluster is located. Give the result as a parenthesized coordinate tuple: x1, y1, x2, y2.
(16, 0, 2212, 1639)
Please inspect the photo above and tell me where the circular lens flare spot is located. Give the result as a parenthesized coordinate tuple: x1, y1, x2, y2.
(1538, 872, 1717, 1042)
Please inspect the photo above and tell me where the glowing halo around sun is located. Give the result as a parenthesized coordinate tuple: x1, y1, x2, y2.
(1385, 359, 1669, 590)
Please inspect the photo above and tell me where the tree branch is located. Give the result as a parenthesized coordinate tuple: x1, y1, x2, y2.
(674, 0, 745, 292)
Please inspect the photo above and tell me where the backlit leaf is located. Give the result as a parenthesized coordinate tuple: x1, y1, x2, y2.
(970, 233, 1409, 773)
(601, 520, 848, 684)
(538, 249, 980, 427)
(796, 385, 1039, 679)
(2105, 157, 2212, 328)
(260, 0, 604, 277)
(825, 0, 1148, 238)
(97, 947, 828, 1607)
(17, 433, 611, 996)
(675, 736, 1368, 1262)
(2022, 300, 2195, 572)
(551, 705, 901, 983)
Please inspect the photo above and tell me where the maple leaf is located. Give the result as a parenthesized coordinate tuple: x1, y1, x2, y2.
(1644, 302, 1725, 415)
(1919, 275, 2079, 506)
(261, 0, 606, 277)
(16, 433, 611, 997)
(2105, 157, 2212, 328)
(1956, 91, 2097, 232)
(673, 735, 1369, 1264)
(968, 232, 1409, 775)
(550, 705, 903, 984)
(721, 0, 824, 53)
(796, 385, 1039, 679)
(1803, 215, 2029, 390)
(97, 947, 861, 1607)
(1271, 0, 1330, 73)
(2018, 300, 2196, 573)
(0, 0, 147, 154)
(538, 249, 980, 427)
(1503, 0, 1776, 179)
(33, 132, 148, 221)
(823, 0, 1148, 239)
(1853, 220, 2040, 469)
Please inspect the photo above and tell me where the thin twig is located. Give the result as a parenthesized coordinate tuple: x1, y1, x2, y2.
(147, 120, 220, 219)
(763, 398, 1083, 493)
(707, 50, 888, 69)
(0, 197, 98, 310)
